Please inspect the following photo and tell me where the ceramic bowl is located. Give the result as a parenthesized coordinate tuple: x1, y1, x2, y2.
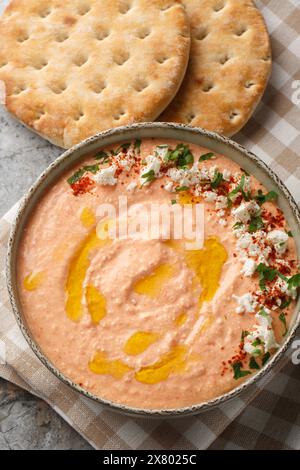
(6, 123, 300, 417)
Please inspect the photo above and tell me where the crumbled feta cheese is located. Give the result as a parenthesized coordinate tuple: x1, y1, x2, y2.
(241, 258, 256, 277)
(203, 191, 217, 202)
(237, 230, 270, 264)
(126, 181, 137, 192)
(167, 166, 200, 187)
(216, 195, 228, 210)
(222, 169, 231, 181)
(208, 165, 217, 180)
(233, 293, 258, 314)
(244, 334, 263, 355)
(219, 219, 227, 226)
(145, 155, 161, 175)
(93, 165, 117, 186)
(237, 233, 252, 250)
(234, 224, 246, 238)
(255, 310, 279, 351)
(167, 168, 185, 183)
(243, 309, 279, 355)
(276, 278, 298, 300)
(164, 181, 174, 192)
(118, 158, 132, 171)
(232, 200, 260, 224)
(243, 176, 251, 193)
(199, 168, 210, 181)
(140, 155, 161, 184)
(274, 277, 287, 294)
(267, 230, 289, 255)
(216, 210, 225, 218)
(155, 145, 169, 159)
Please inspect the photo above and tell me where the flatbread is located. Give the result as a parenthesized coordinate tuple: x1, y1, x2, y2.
(0, 0, 190, 148)
(160, 0, 271, 136)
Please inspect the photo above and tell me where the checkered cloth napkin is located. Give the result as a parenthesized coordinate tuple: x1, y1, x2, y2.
(0, 0, 300, 450)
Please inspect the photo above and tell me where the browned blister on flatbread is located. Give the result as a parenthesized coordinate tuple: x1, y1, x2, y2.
(160, 0, 271, 136)
(0, 0, 190, 148)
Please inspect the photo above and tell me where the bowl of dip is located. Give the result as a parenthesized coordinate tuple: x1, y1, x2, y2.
(7, 123, 300, 417)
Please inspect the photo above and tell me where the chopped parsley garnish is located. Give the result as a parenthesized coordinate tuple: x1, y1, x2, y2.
(256, 264, 300, 293)
(141, 169, 156, 184)
(112, 142, 131, 155)
(287, 230, 293, 237)
(281, 298, 291, 310)
(175, 186, 189, 192)
(165, 144, 194, 168)
(233, 221, 244, 230)
(279, 312, 288, 336)
(248, 214, 264, 233)
(252, 338, 262, 347)
(67, 164, 99, 185)
(254, 189, 278, 205)
(262, 352, 271, 366)
(211, 170, 224, 189)
(95, 150, 109, 162)
(287, 273, 300, 290)
(232, 361, 251, 380)
(134, 139, 142, 153)
(256, 263, 278, 291)
(171, 199, 177, 205)
(199, 152, 214, 162)
(227, 174, 251, 203)
(249, 357, 260, 370)
(241, 330, 250, 341)
(259, 309, 270, 319)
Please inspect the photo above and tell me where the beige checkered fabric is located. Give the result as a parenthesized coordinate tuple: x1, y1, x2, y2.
(0, 0, 300, 450)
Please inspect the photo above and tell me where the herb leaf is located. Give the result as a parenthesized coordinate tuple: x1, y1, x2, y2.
(232, 361, 251, 380)
(67, 164, 99, 185)
(249, 357, 260, 370)
(211, 171, 224, 189)
(279, 312, 288, 336)
(248, 215, 264, 233)
(95, 151, 109, 162)
(113, 142, 131, 155)
(228, 174, 251, 202)
(141, 169, 155, 184)
(199, 152, 214, 162)
(287, 273, 300, 290)
(233, 221, 244, 230)
(175, 186, 189, 192)
(281, 298, 291, 310)
(241, 330, 250, 342)
(165, 144, 194, 168)
(134, 139, 142, 153)
(252, 338, 262, 347)
(262, 352, 271, 366)
(255, 189, 278, 205)
(256, 263, 278, 291)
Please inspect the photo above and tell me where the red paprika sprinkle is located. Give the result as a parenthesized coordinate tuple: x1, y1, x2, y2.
(71, 176, 95, 196)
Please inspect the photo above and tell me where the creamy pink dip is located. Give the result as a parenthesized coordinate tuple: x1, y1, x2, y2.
(17, 139, 299, 410)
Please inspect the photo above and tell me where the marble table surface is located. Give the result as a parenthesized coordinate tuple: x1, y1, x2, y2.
(0, 107, 92, 450)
